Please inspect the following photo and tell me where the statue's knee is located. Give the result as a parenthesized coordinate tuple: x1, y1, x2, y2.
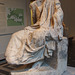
(11, 30, 24, 39)
(6, 56, 18, 64)
(12, 32, 18, 38)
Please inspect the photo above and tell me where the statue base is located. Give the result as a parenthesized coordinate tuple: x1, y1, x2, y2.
(11, 37, 69, 75)
(11, 66, 56, 75)
(11, 66, 73, 75)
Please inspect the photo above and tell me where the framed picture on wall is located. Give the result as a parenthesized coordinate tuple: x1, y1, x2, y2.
(6, 8, 24, 26)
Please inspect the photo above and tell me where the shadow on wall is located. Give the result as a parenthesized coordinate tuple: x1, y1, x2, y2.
(60, 0, 75, 37)
(68, 37, 75, 67)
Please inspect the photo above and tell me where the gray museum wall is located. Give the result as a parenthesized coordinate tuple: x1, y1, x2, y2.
(0, 0, 29, 34)
(0, 0, 31, 60)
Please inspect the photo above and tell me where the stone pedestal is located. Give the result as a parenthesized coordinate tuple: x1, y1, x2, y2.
(11, 67, 73, 75)
(11, 37, 68, 75)
(45, 37, 68, 75)
(11, 67, 56, 75)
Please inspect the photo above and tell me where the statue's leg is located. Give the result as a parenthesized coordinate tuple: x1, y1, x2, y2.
(5, 30, 25, 64)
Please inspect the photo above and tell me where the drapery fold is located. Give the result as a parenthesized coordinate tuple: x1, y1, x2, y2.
(5, 0, 64, 65)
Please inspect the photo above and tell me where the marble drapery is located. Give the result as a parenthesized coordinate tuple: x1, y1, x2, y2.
(5, 0, 64, 65)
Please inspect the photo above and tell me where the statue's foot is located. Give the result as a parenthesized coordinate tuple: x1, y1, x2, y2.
(31, 60, 44, 69)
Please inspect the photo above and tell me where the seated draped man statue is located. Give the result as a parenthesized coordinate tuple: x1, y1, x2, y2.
(5, 0, 68, 75)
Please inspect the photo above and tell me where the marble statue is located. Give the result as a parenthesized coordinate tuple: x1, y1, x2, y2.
(5, 0, 68, 75)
